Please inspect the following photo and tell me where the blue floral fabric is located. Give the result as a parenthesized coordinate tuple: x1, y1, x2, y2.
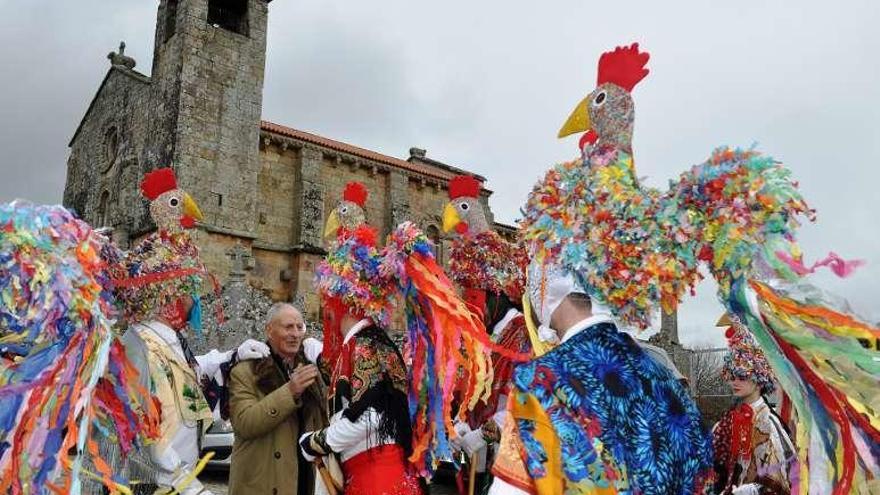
(512, 322, 713, 494)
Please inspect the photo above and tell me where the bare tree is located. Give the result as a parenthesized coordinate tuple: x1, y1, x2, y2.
(688, 346, 728, 397)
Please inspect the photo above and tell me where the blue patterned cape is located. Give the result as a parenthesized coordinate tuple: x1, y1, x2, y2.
(512, 321, 713, 494)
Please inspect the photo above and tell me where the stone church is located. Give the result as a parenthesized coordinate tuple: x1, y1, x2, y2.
(63, 0, 513, 321)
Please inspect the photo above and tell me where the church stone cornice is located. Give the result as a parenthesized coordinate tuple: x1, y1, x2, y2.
(259, 129, 455, 190)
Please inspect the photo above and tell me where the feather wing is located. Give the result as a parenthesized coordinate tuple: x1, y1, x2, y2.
(666, 147, 880, 494)
(382, 222, 493, 476)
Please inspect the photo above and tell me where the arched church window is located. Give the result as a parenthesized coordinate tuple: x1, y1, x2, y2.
(104, 127, 118, 173)
(208, 0, 249, 36)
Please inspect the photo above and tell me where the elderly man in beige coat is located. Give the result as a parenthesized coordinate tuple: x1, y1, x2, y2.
(228, 303, 327, 495)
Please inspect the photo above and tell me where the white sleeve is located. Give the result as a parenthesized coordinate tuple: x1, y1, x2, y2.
(323, 409, 375, 454)
(731, 483, 760, 495)
(491, 309, 521, 338)
(488, 477, 530, 495)
(150, 443, 184, 487)
(194, 348, 234, 380)
(299, 432, 318, 462)
(303, 338, 324, 365)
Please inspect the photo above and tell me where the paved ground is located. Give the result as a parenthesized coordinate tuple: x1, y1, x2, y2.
(200, 469, 459, 494)
(200, 469, 229, 494)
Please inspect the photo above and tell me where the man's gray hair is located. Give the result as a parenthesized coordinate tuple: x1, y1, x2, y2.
(265, 302, 300, 327)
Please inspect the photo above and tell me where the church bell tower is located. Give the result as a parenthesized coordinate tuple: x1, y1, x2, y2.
(149, 0, 271, 236)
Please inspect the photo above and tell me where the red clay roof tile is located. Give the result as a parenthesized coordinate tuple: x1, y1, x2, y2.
(260, 120, 473, 184)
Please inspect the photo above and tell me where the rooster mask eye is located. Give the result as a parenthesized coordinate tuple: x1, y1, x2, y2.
(340, 206, 349, 214)
(168, 197, 180, 207)
(459, 202, 470, 211)
(593, 91, 607, 107)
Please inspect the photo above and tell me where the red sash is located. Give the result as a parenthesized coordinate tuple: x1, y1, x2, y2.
(341, 444, 423, 495)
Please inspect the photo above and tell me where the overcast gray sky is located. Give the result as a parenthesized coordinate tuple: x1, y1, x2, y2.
(1, 0, 878, 346)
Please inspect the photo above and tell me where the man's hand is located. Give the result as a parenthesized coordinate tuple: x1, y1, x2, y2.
(288, 364, 319, 397)
(237, 339, 271, 360)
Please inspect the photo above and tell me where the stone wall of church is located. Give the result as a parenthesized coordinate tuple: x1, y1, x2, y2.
(170, 0, 269, 236)
(249, 248, 292, 296)
(64, 67, 167, 249)
(292, 252, 325, 322)
(256, 143, 298, 247)
(405, 180, 450, 261)
(190, 229, 251, 283)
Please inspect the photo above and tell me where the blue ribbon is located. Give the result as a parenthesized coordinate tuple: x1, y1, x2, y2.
(188, 295, 203, 337)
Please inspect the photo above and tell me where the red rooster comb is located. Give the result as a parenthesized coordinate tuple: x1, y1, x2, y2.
(448, 175, 482, 200)
(597, 42, 650, 92)
(141, 168, 178, 200)
(343, 181, 368, 207)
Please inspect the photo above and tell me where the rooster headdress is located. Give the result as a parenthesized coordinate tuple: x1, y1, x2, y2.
(522, 42, 880, 493)
(140, 167, 204, 233)
(324, 181, 369, 240)
(112, 168, 213, 324)
(442, 175, 527, 316)
(558, 42, 649, 153)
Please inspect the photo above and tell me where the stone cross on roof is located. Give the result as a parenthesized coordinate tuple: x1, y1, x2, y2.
(107, 41, 136, 69)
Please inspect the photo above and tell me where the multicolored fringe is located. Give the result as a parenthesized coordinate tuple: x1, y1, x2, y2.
(0, 202, 159, 494)
(448, 230, 528, 304)
(314, 225, 396, 330)
(662, 146, 815, 300)
(731, 281, 880, 495)
(670, 147, 878, 493)
(382, 222, 493, 477)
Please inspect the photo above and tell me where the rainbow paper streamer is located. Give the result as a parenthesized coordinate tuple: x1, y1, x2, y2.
(0, 202, 159, 494)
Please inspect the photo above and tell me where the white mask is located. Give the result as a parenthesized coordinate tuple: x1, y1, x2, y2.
(527, 259, 613, 333)
(527, 260, 582, 327)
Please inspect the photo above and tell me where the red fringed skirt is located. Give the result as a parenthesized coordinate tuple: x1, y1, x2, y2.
(342, 444, 423, 495)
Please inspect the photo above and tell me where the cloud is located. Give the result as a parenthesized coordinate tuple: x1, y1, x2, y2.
(1, 0, 877, 346)
(0, 0, 155, 204)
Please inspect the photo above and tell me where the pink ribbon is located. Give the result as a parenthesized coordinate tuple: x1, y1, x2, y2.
(776, 251, 866, 278)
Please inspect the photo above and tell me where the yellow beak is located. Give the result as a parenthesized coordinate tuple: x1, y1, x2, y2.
(442, 203, 461, 233)
(557, 96, 592, 138)
(182, 192, 204, 222)
(324, 210, 340, 239)
(715, 313, 733, 327)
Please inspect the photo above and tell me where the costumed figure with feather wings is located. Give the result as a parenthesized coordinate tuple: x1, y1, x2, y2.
(440, 174, 533, 493)
(713, 315, 796, 495)
(501, 40, 879, 495)
(0, 167, 272, 494)
(301, 180, 538, 494)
